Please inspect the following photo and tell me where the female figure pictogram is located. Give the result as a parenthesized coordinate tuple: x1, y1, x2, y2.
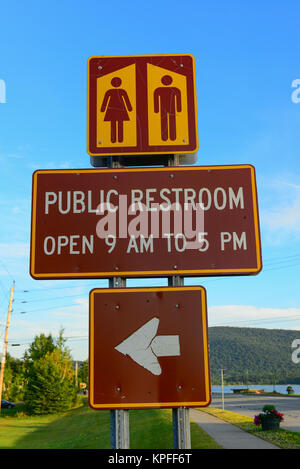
(100, 77, 133, 143)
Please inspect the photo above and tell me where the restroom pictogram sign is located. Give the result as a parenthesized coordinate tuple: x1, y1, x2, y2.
(87, 54, 198, 156)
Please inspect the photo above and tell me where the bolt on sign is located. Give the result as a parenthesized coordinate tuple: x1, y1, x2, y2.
(29, 164, 262, 279)
(87, 54, 198, 156)
(89, 286, 210, 409)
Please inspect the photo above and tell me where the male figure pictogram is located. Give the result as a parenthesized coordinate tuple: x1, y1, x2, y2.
(100, 77, 133, 143)
(154, 75, 182, 141)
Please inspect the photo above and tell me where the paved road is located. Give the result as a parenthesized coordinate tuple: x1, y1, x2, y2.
(210, 393, 300, 433)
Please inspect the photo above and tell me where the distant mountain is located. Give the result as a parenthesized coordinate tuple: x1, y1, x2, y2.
(208, 327, 300, 384)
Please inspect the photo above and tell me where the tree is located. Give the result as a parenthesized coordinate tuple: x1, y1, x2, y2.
(78, 360, 89, 388)
(24, 333, 55, 362)
(23, 330, 77, 415)
(3, 353, 25, 401)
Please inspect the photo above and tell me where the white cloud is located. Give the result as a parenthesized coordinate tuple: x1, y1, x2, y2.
(260, 178, 300, 244)
(9, 297, 89, 360)
(262, 195, 300, 232)
(27, 160, 71, 170)
(50, 297, 88, 319)
(208, 304, 300, 329)
(0, 152, 24, 160)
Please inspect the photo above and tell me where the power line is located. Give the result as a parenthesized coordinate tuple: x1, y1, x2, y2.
(14, 293, 88, 304)
(14, 281, 99, 295)
(5, 252, 300, 321)
(11, 254, 300, 301)
(12, 252, 300, 297)
(7, 334, 89, 346)
(210, 314, 300, 327)
(0, 259, 14, 282)
(13, 302, 88, 315)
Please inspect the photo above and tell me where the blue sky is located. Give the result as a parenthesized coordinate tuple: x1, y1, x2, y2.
(0, 0, 300, 360)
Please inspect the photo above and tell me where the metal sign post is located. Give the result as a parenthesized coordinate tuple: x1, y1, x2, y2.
(108, 159, 130, 450)
(84, 142, 209, 448)
(109, 275, 130, 449)
(169, 276, 191, 449)
(168, 144, 190, 448)
(110, 405, 130, 449)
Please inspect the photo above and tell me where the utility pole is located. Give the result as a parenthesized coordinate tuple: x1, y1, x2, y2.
(0, 281, 15, 412)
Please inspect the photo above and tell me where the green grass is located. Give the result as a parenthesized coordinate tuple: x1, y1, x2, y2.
(201, 407, 300, 449)
(0, 398, 221, 449)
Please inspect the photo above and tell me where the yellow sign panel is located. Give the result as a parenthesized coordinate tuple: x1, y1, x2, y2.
(96, 64, 137, 148)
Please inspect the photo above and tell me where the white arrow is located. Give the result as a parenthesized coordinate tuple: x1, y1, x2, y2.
(114, 317, 180, 376)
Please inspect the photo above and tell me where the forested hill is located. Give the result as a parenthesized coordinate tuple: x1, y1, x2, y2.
(208, 327, 300, 384)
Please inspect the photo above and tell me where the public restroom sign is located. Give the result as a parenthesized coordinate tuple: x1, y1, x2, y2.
(87, 54, 198, 156)
(29, 165, 262, 279)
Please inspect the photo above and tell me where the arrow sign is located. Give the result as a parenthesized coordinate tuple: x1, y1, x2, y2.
(114, 317, 180, 376)
(89, 286, 211, 409)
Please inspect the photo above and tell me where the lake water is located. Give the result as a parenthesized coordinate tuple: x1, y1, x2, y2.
(211, 384, 300, 394)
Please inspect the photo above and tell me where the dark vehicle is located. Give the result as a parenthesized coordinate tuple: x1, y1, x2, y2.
(1, 399, 15, 409)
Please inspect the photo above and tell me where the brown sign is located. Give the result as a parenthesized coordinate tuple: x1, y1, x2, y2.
(30, 165, 262, 279)
(87, 54, 198, 156)
(89, 286, 210, 409)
